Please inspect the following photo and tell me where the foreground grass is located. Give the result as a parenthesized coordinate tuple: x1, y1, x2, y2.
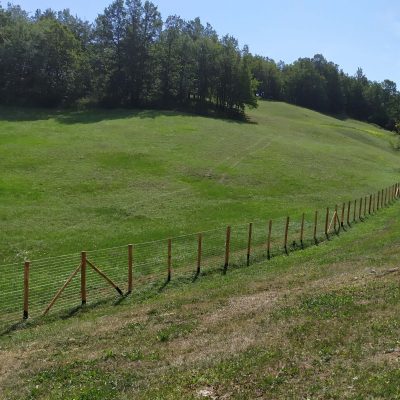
(1, 202, 400, 399)
(0, 101, 399, 263)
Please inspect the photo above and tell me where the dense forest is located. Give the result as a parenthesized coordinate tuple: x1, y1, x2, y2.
(1, 0, 400, 131)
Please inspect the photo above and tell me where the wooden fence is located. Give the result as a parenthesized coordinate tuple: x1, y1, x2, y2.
(0, 183, 399, 330)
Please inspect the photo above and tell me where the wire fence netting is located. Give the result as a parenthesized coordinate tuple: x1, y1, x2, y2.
(0, 185, 398, 331)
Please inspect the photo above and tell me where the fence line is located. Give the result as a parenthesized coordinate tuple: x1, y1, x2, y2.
(0, 183, 399, 330)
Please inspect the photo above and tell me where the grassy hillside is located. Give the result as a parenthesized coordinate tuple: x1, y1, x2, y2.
(0, 101, 399, 263)
(1, 198, 400, 399)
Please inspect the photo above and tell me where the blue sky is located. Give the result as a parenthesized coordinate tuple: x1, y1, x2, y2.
(9, 0, 400, 86)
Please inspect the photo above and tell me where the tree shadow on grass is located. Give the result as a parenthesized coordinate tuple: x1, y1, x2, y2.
(0, 106, 257, 125)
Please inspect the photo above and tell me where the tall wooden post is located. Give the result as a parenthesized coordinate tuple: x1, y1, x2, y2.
(247, 223, 253, 266)
(353, 200, 357, 222)
(81, 251, 87, 305)
(197, 233, 202, 275)
(359, 198, 362, 220)
(300, 213, 305, 249)
(364, 197, 367, 217)
(347, 201, 351, 226)
(167, 239, 172, 282)
(340, 203, 345, 229)
(314, 210, 318, 244)
(325, 207, 329, 239)
(128, 244, 133, 294)
(377, 191, 380, 210)
(284, 217, 290, 255)
(267, 220, 272, 259)
(334, 205, 338, 232)
(224, 226, 231, 273)
(23, 261, 30, 320)
(368, 194, 372, 215)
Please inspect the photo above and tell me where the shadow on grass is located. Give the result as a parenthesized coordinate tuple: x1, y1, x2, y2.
(0, 105, 257, 125)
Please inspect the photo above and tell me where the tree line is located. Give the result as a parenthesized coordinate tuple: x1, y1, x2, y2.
(1, 1, 400, 130)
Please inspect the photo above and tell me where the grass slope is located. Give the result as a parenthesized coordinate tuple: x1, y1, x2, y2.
(0, 101, 399, 263)
(1, 200, 400, 399)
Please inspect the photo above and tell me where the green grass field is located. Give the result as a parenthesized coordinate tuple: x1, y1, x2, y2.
(1, 101, 399, 264)
(1, 102, 400, 399)
(1, 192, 400, 399)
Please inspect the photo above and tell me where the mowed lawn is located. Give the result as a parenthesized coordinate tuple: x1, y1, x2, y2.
(0, 101, 399, 263)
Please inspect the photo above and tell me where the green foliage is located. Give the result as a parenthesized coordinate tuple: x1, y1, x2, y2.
(1, 1, 400, 125)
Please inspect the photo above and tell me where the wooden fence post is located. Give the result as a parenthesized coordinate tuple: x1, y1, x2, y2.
(314, 210, 318, 244)
(128, 244, 133, 294)
(81, 251, 87, 305)
(224, 226, 231, 273)
(347, 201, 351, 226)
(334, 205, 338, 232)
(359, 198, 362, 220)
(364, 197, 367, 217)
(284, 217, 290, 255)
(197, 233, 202, 275)
(167, 239, 172, 282)
(340, 203, 345, 230)
(377, 191, 380, 210)
(23, 261, 30, 320)
(300, 213, 305, 249)
(247, 223, 253, 266)
(267, 220, 272, 259)
(385, 188, 388, 206)
(353, 200, 357, 222)
(42, 263, 81, 317)
(368, 194, 372, 215)
(325, 207, 329, 239)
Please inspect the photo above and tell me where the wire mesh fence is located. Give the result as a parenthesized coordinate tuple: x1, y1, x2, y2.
(0, 183, 399, 331)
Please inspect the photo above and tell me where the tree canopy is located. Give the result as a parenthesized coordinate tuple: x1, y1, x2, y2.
(1, 1, 400, 129)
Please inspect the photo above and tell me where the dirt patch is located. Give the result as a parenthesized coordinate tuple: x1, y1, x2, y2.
(203, 290, 280, 326)
(168, 290, 281, 366)
(0, 349, 29, 389)
(373, 348, 400, 364)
